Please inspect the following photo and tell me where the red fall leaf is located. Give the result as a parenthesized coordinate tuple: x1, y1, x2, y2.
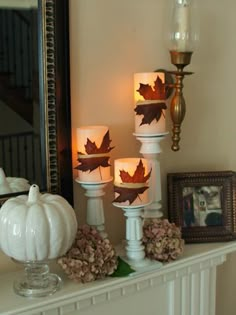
(134, 102, 167, 126)
(136, 75, 166, 100)
(113, 186, 148, 205)
(75, 156, 110, 172)
(76, 130, 114, 173)
(80, 130, 114, 155)
(113, 159, 152, 205)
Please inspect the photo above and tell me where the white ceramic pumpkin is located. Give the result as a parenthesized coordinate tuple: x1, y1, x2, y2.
(0, 184, 78, 261)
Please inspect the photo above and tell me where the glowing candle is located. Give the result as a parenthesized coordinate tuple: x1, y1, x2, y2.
(167, 0, 199, 53)
(175, 1, 190, 51)
(134, 72, 167, 135)
(113, 158, 151, 207)
(76, 125, 113, 182)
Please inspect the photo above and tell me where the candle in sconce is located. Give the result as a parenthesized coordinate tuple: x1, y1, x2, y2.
(76, 125, 113, 182)
(134, 72, 167, 135)
(175, 1, 190, 51)
(113, 158, 151, 207)
(169, 0, 193, 52)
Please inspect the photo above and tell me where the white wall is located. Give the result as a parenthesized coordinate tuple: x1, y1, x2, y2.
(69, 0, 236, 314)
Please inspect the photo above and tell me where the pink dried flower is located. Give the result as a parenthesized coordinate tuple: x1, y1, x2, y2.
(142, 218, 184, 262)
(58, 225, 118, 283)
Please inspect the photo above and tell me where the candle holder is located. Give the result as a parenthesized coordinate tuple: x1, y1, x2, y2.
(76, 178, 112, 239)
(166, 0, 199, 150)
(134, 72, 167, 136)
(133, 72, 169, 218)
(113, 203, 162, 271)
(168, 51, 193, 151)
(112, 203, 150, 268)
(113, 158, 162, 270)
(134, 132, 168, 219)
(13, 259, 62, 297)
(75, 125, 114, 237)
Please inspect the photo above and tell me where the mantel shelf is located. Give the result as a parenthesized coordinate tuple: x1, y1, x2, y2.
(1, 241, 236, 315)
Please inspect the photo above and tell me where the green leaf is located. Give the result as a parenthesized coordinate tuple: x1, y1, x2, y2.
(110, 256, 135, 277)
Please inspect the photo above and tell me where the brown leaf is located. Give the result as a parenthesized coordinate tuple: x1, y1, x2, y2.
(120, 159, 151, 183)
(76, 130, 114, 173)
(134, 102, 167, 126)
(136, 83, 154, 100)
(153, 76, 166, 99)
(114, 186, 148, 205)
(75, 156, 110, 172)
(79, 130, 114, 155)
(136, 75, 166, 100)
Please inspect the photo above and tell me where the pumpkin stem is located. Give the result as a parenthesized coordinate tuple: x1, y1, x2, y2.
(28, 184, 40, 203)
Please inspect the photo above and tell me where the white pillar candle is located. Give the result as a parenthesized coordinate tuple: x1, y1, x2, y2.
(175, 1, 190, 51)
(134, 72, 167, 135)
(76, 126, 112, 182)
(113, 158, 151, 207)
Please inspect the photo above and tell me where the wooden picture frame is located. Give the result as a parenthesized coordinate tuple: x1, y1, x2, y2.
(167, 171, 236, 243)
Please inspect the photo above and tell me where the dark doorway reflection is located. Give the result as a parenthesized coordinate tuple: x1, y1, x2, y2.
(0, 4, 44, 195)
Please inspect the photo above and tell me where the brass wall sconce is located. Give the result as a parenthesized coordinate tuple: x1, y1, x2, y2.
(167, 0, 199, 151)
(169, 51, 193, 151)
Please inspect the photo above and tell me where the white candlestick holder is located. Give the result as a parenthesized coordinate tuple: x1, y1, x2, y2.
(134, 132, 168, 219)
(76, 178, 112, 239)
(113, 202, 162, 272)
(113, 203, 150, 268)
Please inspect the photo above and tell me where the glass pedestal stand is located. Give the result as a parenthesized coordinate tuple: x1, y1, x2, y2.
(75, 178, 112, 239)
(113, 203, 162, 272)
(13, 259, 62, 297)
(134, 132, 168, 219)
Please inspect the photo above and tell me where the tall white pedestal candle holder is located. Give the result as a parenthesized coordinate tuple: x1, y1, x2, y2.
(134, 132, 168, 219)
(113, 158, 162, 271)
(133, 72, 169, 219)
(76, 125, 114, 238)
(75, 178, 112, 239)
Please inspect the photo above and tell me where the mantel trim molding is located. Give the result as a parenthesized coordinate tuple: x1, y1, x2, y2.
(1, 242, 236, 315)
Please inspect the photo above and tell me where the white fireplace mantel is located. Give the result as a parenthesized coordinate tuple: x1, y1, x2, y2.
(1, 241, 236, 315)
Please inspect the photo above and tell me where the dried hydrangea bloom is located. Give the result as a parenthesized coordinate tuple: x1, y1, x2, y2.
(58, 225, 118, 283)
(142, 218, 184, 262)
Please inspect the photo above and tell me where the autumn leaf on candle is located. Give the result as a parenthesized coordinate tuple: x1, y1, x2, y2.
(137, 75, 166, 100)
(76, 130, 114, 173)
(76, 156, 110, 173)
(82, 130, 114, 155)
(113, 159, 152, 205)
(134, 102, 167, 126)
(120, 159, 151, 183)
(114, 186, 149, 205)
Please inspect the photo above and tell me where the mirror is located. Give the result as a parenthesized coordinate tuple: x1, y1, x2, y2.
(0, 0, 73, 204)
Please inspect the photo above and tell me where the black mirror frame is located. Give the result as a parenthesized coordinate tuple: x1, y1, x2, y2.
(40, 0, 73, 205)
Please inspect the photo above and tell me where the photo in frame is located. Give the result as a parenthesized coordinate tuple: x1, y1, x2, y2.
(167, 171, 236, 243)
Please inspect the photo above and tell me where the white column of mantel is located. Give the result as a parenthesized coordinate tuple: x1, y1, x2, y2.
(181, 275, 191, 315)
(166, 269, 215, 315)
(209, 267, 217, 315)
(166, 254, 227, 315)
(190, 272, 201, 315)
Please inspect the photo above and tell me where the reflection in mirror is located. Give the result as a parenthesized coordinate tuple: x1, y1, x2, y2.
(0, 0, 73, 204)
(0, 1, 41, 195)
(0, 168, 30, 195)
